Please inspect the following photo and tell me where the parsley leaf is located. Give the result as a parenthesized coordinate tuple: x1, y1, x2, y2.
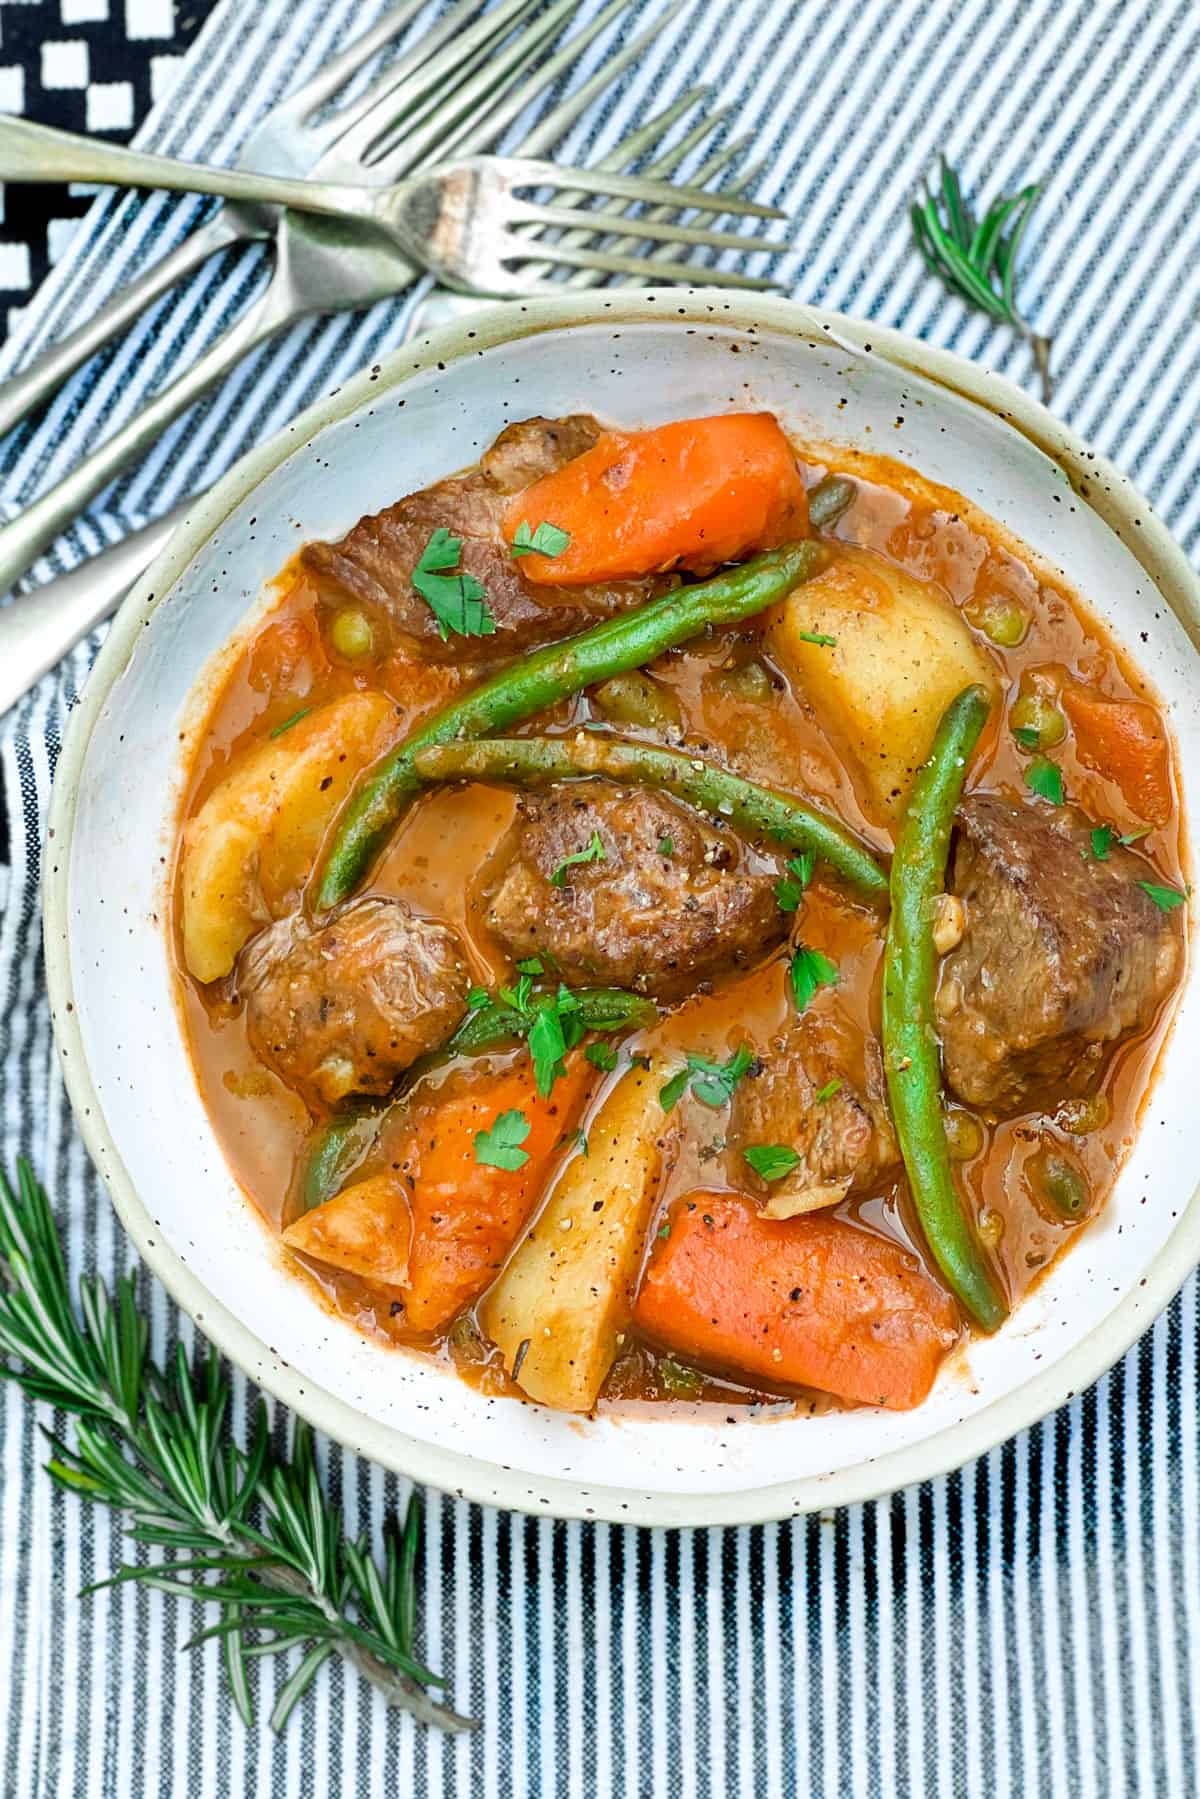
(412, 528, 496, 639)
(511, 519, 572, 559)
(516, 956, 545, 975)
(1119, 827, 1152, 845)
(1138, 880, 1186, 912)
(1025, 757, 1064, 805)
(814, 1078, 843, 1103)
(795, 630, 837, 647)
(659, 1045, 755, 1114)
(585, 1041, 618, 1072)
(466, 986, 491, 1012)
(1090, 825, 1113, 861)
(744, 1143, 802, 1182)
(789, 945, 839, 1012)
(528, 1005, 567, 1099)
(658, 836, 674, 858)
(775, 850, 816, 913)
(269, 707, 311, 739)
(474, 1108, 531, 1170)
(549, 830, 606, 888)
(1012, 724, 1041, 749)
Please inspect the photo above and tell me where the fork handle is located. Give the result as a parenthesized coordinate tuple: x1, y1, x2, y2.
(0, 500, 188, 717)
(0, 115, 381, 226)
(0, 208, 254, 441)
(0, 276, 281, 600)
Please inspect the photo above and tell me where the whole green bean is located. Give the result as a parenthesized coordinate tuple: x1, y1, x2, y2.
(807, 474, 856, 530)
(413, 733, 889, 903)
(295, 985, 656, 1213)
(881, 684, 1008, 1332)
(315, 541, 826, 910)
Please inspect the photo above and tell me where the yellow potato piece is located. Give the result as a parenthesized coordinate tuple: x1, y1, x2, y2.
(769, 545, 997, 823)
(180, 691, 395, 981)
(480, 1058, 673, 1413)
(282, 1173, 412, 1288)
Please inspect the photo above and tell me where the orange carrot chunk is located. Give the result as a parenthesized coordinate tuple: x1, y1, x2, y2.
(401, 1057, 594, 1332)
(633, 1193, 959, 1410)
(502, 413, 810, 585)
(1061, 684, 1173, 826)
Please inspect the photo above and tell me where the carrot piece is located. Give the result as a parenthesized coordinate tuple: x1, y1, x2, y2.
(502, 414, 810, 585)
(1061, 684, 1173, 826)
(634, 1193, 959, 1410)
(282, 1172, 412, 1288)
(401, 1057, 594, 1332)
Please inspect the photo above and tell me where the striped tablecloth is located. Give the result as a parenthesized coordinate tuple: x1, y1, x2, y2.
(1, 2, 1198, 1793)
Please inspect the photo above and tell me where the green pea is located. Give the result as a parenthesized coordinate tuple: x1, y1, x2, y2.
(330, 606, 374, 660)
(1030, 1149, 1091, 1221)
(966, 594, 1031, 647)
(592, 671, 681, 730)
(944, 1107, 985, 1161)
(1010, 691, 1067, 749)
(716, 658, 774, 704)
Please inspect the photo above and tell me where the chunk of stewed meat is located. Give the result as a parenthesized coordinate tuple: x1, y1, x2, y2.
(300, 416, 665, 663)
(483, 784, 786, 999)
(937, 794, 1183, 1111)
(732, 1005, 898, 1216)
(240, 898, 470, 1107)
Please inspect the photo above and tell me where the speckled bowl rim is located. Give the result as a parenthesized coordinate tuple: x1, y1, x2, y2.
(43, 289, 1200, 1527)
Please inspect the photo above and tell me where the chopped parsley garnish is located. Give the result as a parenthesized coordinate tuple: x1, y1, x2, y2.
(658, 836, 674, 858)
(1120, 827, 1152, 845)
(528, 1005, 568, 1099)
(585, 1041, 619, 1072)
(474, 1108, 531, 1170)
(789, 945, 839, 1013)
(511, 519, 572, 559)
(795, 629, 837, 647)
(567, 1127, 589, 1158)
(814, 1078, 843, 1103)
(1012, 724, 1041, 749)
(549, 830, 606, 888)
(660, 1044, 755, 1114)
(1025, 757, 1064, 806)
(269, 707, 311, 739)
(466, 986, 491, 1011)
(775, 850, 815, 913)
(744, 1144, 802, 1182)
(516, 956, 545, 975)
(412, 527, 496, 639)
(1138, 880, 1186, 912)
(1090, 825, 1114, 861)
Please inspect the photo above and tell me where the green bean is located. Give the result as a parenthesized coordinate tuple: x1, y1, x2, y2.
(413, 733, 890, 903)
(294, 985, 656, 1213)
(807, 474, 857, 530)
(315, 542, 826, 910)
(881, 684, 1008, 1331)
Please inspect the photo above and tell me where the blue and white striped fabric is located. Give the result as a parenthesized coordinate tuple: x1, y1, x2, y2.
(2, 1, 1199, 1792)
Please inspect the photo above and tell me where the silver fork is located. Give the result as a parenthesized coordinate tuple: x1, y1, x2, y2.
(0, 126, 786, 292)
(0, 0, 679, 602)
(0, 0, 519, 441)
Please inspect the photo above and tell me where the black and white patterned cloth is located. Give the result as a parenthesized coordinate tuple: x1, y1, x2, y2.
(0, 0, 216, 345)
(2, 2, 1200, 1794)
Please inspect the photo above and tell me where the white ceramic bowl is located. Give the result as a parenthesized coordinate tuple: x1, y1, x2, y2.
(44, 291, 1200, 1526)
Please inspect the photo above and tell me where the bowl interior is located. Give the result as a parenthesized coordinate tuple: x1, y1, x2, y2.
(54, 307, 1200, 1522)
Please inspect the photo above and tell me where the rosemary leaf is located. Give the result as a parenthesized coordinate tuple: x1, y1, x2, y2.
(0, 1159, 475, 1736)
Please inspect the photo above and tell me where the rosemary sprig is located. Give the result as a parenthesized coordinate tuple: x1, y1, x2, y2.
(0, 1159, 474, 1736)
(911, 155, 1054, 400)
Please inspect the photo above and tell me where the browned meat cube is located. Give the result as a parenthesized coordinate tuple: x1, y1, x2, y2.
(483, 784, 786, 1000)
(731, 1005, 898, 1215)
(301, 416, 665, 663)
(937, 794, 1183, 1112)
(239, 898, 470, 1107)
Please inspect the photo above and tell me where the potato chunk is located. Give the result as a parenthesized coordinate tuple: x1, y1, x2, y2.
(282, 1173, 412, 1287)
(769, 545, 996, 822)
(181, 691, 395, 981)
(480, 1058, 673, 1412)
